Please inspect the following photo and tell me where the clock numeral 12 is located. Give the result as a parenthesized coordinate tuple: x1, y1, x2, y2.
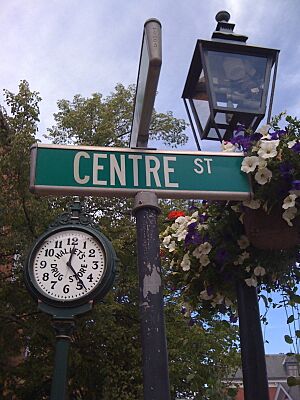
(67, 237, 78, 246)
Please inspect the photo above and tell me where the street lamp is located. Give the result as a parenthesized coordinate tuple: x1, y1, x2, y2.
(182, 10, 279, 148)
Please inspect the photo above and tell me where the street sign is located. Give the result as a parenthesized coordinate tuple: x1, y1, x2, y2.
(30, 143, 251, 200)
(130, 19, 162, 148)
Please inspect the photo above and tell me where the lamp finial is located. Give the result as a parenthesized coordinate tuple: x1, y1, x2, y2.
(215, 10, 230, 23)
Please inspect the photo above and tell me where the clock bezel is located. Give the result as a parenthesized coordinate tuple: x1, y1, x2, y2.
(25, 224, 116, 308)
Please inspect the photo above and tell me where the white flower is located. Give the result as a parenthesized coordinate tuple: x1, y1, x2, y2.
(199, 254, 210, 267)
(163, 235, 171, 247)
(172, 215, 198, 242)
(191, 211, 199, 219)
(192, 246, 202, 259)
(257, 140, 280, 159)
(168, 241, 176, 252)
(234, 251, 250, 265)
(176, 229, 188, 242)
(258, 158, 267, 169)
(282, 194, 297, 209)
(221, 141, 238, 152)
(231, 204, 241, 213)
(245, 276, 258, 287)
(288, 140, 297, 148)
(199, 289, 213, 301)
(175, 216, 187, 225)
(199, 242, 212, 255)
(254, 167, 272, 185)
(254, 265, 266, 276)
(282, 206, 297, 226)
(257, 124, 271, 139)
(242, 199, 261, 209)
(192, 242, 212, 258)
(211, 293, 225, 306)
(245, 266, 251, 273)
(237, 235, 250, 249)
(180, 253, 191, 271)
(241, 156, 260, 173)
(224, 297, 233, 307)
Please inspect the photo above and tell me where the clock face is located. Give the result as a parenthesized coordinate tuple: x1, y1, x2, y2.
(30, 229, 106, 302)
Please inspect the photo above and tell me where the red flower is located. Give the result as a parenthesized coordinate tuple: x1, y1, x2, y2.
(167, 210, 185, 220)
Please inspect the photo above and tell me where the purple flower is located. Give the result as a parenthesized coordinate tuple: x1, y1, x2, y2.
(199, 214, 208, 224)
(234, 124, 245, 134)
(188, 222, 197, 231)
(270, 129, 286, 140)
(230, 314, 238, 323)
(215, 248, 229, 264)
(279, 162, 293, 179)
(231, 135, 252, 151)
(250, 131, 262, 142)
(188, 201, 199, 212)
(292, 180, 300, 190)
(292, 142, 300, 153)
(206, 286, 214, 296)
(185, 231, 202, 246)
(219, 304, 227, 313)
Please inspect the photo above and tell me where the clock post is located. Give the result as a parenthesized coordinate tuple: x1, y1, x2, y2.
(24, 198, 117, 399)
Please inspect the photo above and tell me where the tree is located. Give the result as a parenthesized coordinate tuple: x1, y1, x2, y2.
(0, 81, 240, 399)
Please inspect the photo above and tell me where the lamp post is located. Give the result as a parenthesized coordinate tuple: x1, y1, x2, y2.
(182, 10, 279, 149)
(182, 11, 279, 400)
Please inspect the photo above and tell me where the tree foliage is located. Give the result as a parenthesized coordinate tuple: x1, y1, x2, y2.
(0, 81, 240, 399)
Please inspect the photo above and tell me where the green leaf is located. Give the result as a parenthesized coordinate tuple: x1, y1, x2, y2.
(287, 315, 295, 324)
(284, 335, 294, 344)
(289, 293, 300, 304)
(295, 330, 300, 338)
(186, 373, 195, 382)
(260, 294, 268, 308)
(287, 376, 300, 386)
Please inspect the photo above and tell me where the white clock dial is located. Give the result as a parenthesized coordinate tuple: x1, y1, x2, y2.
(32, 230, 106, 301)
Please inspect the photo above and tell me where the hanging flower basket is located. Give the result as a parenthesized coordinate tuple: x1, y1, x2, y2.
(243, 206, 300, 250)
(160, 114, 300, 318)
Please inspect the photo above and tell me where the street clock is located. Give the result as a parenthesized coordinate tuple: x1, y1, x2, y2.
(25, 202, 116, 309)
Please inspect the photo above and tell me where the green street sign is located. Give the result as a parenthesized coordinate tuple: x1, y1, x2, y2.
(30, 144, 251, 200)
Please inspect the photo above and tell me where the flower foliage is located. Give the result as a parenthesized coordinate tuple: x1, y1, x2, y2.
(161, 202, 300, 318)
(224, 114, 300, 226)
(161, 114, 300, 318)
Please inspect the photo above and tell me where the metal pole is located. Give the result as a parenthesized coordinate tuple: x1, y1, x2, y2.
(50, 319, 75, 400)
(133, 192, 171, 400)
(237, 280, 269, 400)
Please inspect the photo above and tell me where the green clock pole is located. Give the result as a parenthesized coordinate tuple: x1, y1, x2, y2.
(50, 318, 75, 400)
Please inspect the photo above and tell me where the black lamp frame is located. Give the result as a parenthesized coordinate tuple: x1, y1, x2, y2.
(183, 39, 279, 145)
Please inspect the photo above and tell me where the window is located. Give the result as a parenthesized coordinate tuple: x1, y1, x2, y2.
(287, 364, 299, 377)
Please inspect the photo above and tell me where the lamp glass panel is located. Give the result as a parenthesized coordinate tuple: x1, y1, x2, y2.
(192, 98, 210, 127)
(206, 51, 268, 113)
(204, 127, 226, 140)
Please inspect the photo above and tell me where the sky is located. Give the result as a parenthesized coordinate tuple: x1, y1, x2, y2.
(1, 0, 300, 354)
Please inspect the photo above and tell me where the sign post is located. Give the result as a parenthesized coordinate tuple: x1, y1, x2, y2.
(130, 19, 162, 148)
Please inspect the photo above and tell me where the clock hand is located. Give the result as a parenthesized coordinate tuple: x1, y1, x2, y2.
(66, 246, 88, 291)
(67, 245, 76, 266)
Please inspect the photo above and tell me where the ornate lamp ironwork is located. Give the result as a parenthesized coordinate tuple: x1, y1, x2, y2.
(182, 11, 279, 148)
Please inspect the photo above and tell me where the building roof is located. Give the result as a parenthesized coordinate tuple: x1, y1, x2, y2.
(232, 354, 300, 400)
